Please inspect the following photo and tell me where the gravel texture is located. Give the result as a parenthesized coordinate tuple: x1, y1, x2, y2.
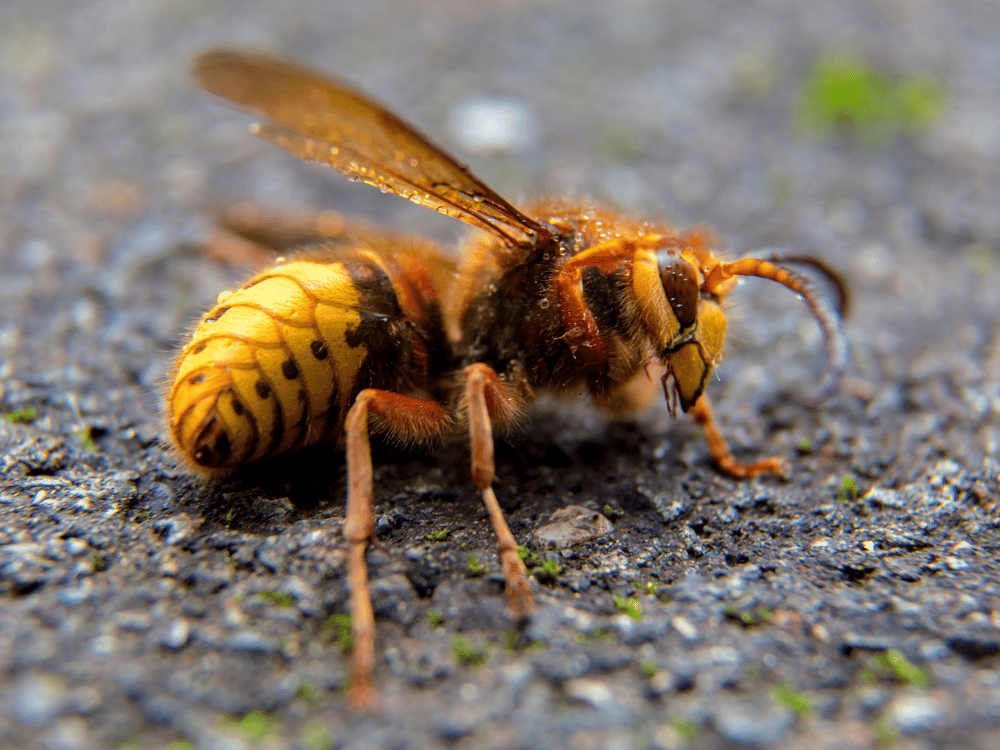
(2, 1, 1000, 749)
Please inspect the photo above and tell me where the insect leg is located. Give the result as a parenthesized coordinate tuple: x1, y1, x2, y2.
(203, 204, 392, 269)
(198, 204, 347, 269)
(343, 388, 452, 711)
(686, 393, 788, 478)
(463, 364, 534, 617)
(555, 239, 643, 360)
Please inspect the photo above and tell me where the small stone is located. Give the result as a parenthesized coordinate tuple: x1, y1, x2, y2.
(917, 639, 950, 661)
(883, 530, 931, 549)
(9, 673, 66, 728)
(64, 538, 89, 556)
(947, 634, 1000, 659)
(255, 546, 283, 572)
(887, 692, 947, 732)
(90, 634, 117, 656)
(67, 686, 102, 715)
(564, 678, 618, 712)
(619, 618, 667, 646)
(584, 645, 632, 673)
(370, 573, 419, 627)
(431, 714, 478, 741)
(281, 575, 315, 606)
(56, 581, 93, 606)
(864, 487, 906, 509)
(652, 722, 686, 750)
(40, 716, 92, 750)
(139, 695, 185, 726)
(671, 616, 698, 640)
(153, 513, 199, 546)
(714, 700, 794, 746)
(186, 566, 231, 594)
(840, 633, 898, 654)
(646, 669, 677, 697)
(533, 649, 592, 682)
(856, 687, 890, 711)
(114, 611, 154, 632)
(500, 662, 532, 693)
(160, 619, 190, 650)
(226, 630, 280, 654)
(533, 505, 613, 548)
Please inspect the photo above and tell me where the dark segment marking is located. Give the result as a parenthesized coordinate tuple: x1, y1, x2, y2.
(213, 432, 231, 462)
(310, 340, 329, 360)
(581, 266, 622, 336)
(324, 380, 342, 435)
(193, 343, 206, 355)
(269, 402, 284, 455)
(346, 256, 403, 319)
(255, 380, 272, 399)
(457, 257, 556, 386)
(282, 357, 299, 380)
(297, 389, 306, 403)
(344, 257, 410, 392)
(193, 418, 231, 467)
(291, 407, 309, 448)
(231, 397, 244, 416)
(345, 315, 409, 392)
(189, 373, 206, 385)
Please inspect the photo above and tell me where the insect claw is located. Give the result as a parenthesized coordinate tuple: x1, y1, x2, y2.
(346, 680, 379, 714)
(803, 367, 846, 409)
(504, 569, 536, 618)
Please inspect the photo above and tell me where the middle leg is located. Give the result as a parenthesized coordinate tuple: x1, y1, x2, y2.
(462, 363, 534, 616)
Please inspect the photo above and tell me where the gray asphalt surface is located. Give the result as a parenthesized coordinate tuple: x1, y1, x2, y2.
(2, 1, 999, 749)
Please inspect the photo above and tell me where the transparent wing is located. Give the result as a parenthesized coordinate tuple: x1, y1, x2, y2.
(194, 49, 552, 248)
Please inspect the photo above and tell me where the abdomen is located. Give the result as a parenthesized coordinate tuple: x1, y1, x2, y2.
(168, 248, 449, 473)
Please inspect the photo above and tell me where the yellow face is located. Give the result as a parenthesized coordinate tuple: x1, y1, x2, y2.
(664, 297, 726, 411)
(629, 240, 730, 413)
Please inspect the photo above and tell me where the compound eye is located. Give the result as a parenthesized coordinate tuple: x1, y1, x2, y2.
(657, 251, 699, 331)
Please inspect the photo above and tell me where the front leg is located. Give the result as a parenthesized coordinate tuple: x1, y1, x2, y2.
(687, 393, 787, 478)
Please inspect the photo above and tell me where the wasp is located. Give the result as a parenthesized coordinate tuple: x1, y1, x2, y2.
(169, 49, 849, 710)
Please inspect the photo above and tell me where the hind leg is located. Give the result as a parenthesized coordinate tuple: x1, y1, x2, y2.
(343, 389, 452, 711)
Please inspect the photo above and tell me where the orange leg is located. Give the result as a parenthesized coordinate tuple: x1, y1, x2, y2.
(219, 203, 353, 252)
(463, 364, 534, 617)
(343, 389, 451, 711)
(555, 239, 643, 362)
(687, 394, 788, 479)
(202, 202, 400, 268)
(199, 203, 351, 269)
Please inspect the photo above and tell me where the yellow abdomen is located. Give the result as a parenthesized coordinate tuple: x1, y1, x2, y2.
(169, 256, 380, 472)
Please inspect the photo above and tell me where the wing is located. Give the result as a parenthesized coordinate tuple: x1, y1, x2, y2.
(193, 49, 553, 248)
(203, 202, 459, 276)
